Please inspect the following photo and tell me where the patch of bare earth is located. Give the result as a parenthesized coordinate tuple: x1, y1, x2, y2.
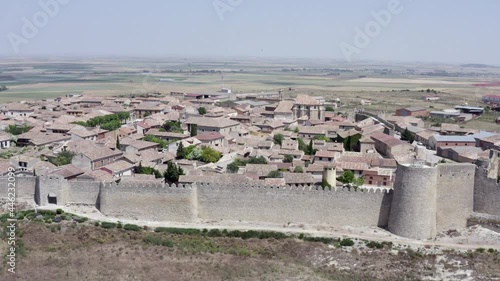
(1, 221, 499, 281)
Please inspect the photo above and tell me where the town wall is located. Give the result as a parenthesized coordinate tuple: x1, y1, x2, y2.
(99, 182, 196, 222)
(435, 164, 476, 231)
(0, 161, 497, 240)
(474, 167, 500, 217)
(196, 183, 392, 227)
(389, 164, 437, 240)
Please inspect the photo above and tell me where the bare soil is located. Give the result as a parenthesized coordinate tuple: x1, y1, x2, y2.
(1, 221, 499, 281)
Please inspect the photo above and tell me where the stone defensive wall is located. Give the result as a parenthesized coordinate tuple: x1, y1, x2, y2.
(196, 183, 393, 227)
(388, 164, 438, 240)
(0, 160, 498, 240)
(435, 164, 476, 231)
(388, 163, 476, 240)
(474, 168, 500, 218)
(99, 181, 197, 222)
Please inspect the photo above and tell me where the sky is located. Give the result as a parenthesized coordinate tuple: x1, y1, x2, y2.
(0, 0, 499, 64)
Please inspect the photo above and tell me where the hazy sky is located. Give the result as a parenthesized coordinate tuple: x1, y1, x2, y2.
(0, 0, 499, 64)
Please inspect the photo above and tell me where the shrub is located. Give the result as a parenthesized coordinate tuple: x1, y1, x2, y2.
(476, 248, 485, 253)
(154, 227, 201, 236)
(73, 216, 87, 223)
(100, 222, 117, 229)
(303, 236, 336, 244)
(56, 208, 63, 215)
(117, 222, 123, 229)
(206, 229, 223, 237)
(94, 221, 100, 227)
(366, 241, 384, 249)
(123, 224, 142, 231)
(340, 238, 354, 247)
(488, 248, 496, 254)
(143, 235, 174, 248)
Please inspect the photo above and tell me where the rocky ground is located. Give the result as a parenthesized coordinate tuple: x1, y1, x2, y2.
(0, 211, 499, 281)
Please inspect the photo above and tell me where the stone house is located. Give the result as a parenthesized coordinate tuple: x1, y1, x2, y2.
(395, 106, 429, 117)
(186, 116, 240, 135)
(370, 133, 414, 158)
(195, 132, 225, 148)
(0, 132, 11, 149)
(292, 95, 325, 121)
(70, 143, 123, 170)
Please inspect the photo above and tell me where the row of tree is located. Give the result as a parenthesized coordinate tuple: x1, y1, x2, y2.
(74, 112, 130, 131)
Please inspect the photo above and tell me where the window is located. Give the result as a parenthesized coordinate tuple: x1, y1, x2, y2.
(383, 182, 387, 186)
(369, 181, 372, 184)
(369, 177, 373, 179)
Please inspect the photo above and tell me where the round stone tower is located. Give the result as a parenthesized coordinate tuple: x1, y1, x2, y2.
(388, 164, 438, 240)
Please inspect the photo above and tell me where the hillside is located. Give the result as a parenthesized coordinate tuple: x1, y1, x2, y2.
(0, 211, 499, 281)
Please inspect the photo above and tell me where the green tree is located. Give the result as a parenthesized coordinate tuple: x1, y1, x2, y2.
(267, 170, 282, 178)
(227, 159, 244, 173)
(135, 163, 162, 178)
(294, 127, 299, 133)
(164, 162, 184, 183)
(176, 142, 185, 159)
(283, 154, 294, 163)
(353, 176, 365, 187)
(48, 151, 75, 166)
(401, 128, 415, 143)
(307, 139, 315, 155)
(313, 135, 329, 142)
(344, 135, 352, 151)
(227, 156, 268, 173)
(321, 178, 332, 190)
(298, 137, 308, 152)
(201, 146, 221, 163)
(185, 146, 202, 160)
(190, 124, 198, 137)
(246, 156, 268, 164)
(337, 170, 355, 184)
(293, 166, 304, 173)
(273, 133, 284, 145)
(116, 136, 120, 150)
(325, 106, 335, 112)
(5, 124, 31, 135)
(162, 121, 183, 133)
(143, 134, 169, 148)
(198, 107, 207, 115)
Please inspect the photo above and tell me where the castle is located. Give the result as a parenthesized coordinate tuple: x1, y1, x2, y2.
(2, 160, 499, 241)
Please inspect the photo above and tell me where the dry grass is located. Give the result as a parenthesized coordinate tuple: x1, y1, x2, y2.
(1, 221, 499, 281)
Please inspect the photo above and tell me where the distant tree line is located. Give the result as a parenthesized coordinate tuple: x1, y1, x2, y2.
(0, 85, 8, 92)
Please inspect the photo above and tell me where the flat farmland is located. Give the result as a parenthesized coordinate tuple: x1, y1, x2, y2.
(0, 58, 499, 109)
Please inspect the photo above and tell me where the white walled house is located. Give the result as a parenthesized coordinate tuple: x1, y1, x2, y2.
(0, 132, 11, 149)
(3, 104, 34, 118)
